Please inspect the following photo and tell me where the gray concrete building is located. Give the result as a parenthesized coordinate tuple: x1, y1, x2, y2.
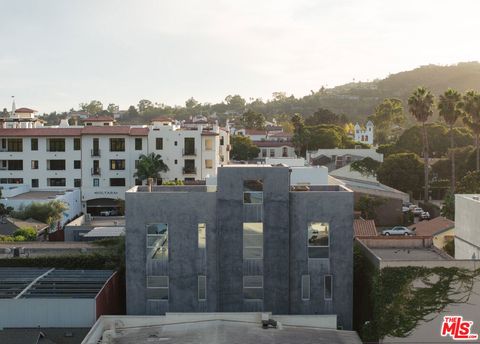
(125, 165, 354, 329)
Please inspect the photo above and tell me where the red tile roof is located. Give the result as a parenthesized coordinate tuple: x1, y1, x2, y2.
(354, 219, 377, 237)
(408, 217, 454, 237)
(245, 129, 267, 135)
(0, 128, 82, 137)
(83, 115, 114, 122)
(15, 107, 36, 113)
(81, 126, 149, 136)
(253, 141, 294, 147)
(0, 126, 149, 137)
(201, 131, 219, 136)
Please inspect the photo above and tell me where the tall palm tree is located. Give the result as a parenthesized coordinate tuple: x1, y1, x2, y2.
(438, 89, 463, 192)
(408, 87, 434, 201)
(134, 153, 169, 185)
(462, 90, 480, 171)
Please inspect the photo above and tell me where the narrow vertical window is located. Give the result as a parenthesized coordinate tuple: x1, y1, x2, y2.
(198, 275, 207, 301)
(301, 275, 310, 300)
(243, 222, 263, 259)
(198, 223, 206, 249)
(324, 275, 333, 300)
(243, 276, 263, 300)
(146, 276, 169, 300)
(147, 223, 168, 260)
(243, 180, 263, 204)
(307, 222, 329, 259)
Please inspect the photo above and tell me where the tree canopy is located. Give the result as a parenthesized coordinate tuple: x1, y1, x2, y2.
(230, 135, 260, 161)
(134, 153, 169, 182)
(377, 153, 424, 195)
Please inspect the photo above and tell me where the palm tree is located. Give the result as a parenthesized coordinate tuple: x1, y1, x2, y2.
(134, 153, 169, 185)
(408, 87, 434, 201)
(438, 89, 463, 192)
(462, 91, 480, 171)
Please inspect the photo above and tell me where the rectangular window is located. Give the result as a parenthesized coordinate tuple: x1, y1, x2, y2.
(7, 160, 23, 170)
(198, 275, 207, 301)
(147, 223, 168, 260)
(74, 160, 81, 169)
(220, 136, 224, 145)
(31, 160, 38, 169)
(110, 159, 126, 170)
(31, 138, 38, 151)
(146, 276, 169, 300)
(135, 138, 142, 150)
(243, 276, 263, 300)
(47, 138, 65, 152)
(47, 160, 66, 170)
(31, 179, 39, 188)
(261, 149, 267, 158)
(110, 138, 125, 152)
(73, 138, 81, 150)
(156, 138, 163, 150)
(93, 178, 99, 187)
(324, 275, 333, 300)
(7, 138, 23, 152)
(47, 178, 66, 187)
(243, 180, 263, 204)
(110, 178, 126, 187)
(205, 159, 213, 169)
(184, 137, 195, 155)
(302, 275, 310, 300)
(74, 179, 81, 187)
(270, 149, 275, 157)
(198, 223, 206, 249)
(308, 222, 329, 259)
(205, 138, 213, 151)
(243, 222, 263, 259)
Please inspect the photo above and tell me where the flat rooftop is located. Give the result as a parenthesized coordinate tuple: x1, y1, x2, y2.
(0, 268, 114, 299)
(7, 190, 66, 200)
(371, 248, 449, 261)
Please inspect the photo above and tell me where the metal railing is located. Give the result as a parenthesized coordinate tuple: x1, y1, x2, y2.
(91, 149, 101, 157)
(182, 167, 197, 175)
(91, 167, 101, 175)
(182, 148, 197, 156)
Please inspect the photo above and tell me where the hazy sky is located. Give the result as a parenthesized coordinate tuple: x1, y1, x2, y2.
(1, 0, 479, 113)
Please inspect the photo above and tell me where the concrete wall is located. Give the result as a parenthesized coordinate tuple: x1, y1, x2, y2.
(455, 195, 480, 259)
(289, 188, 353, 330)
(0, 299, 96, 328)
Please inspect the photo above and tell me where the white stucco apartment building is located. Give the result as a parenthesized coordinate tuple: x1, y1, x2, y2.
(0, 116, 230, 214)
(455, 194, 480, 259)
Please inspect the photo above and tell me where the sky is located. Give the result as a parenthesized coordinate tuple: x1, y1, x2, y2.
(0, 0, 479, 113)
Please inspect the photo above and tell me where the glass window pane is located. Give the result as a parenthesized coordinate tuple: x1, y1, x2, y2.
(243, 223, 263, 259)
(244, 276, 263, 288)
(243, 247, 263, 259)
(244, 287, 263, 300)
(308, 247, 329, 259)
(148, 223, 168, 235)
(244, 180, 263, 191)
(325, 275, 333, 300)
(308, 222, 329, 247)
(243, 191, 263, 204)
(302, 275, 310, 300)
(198, 223, 206, 249)
(198, 276, 206, 301)
(147, 276, 169, 288)
(146, 288, 168, 300)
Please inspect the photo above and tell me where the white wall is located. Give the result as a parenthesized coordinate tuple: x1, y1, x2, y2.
(290, 166, 329, 185)
(307, 148, 383, 162)
(455, 194, 480, 259)
(0, 298, 96, 328)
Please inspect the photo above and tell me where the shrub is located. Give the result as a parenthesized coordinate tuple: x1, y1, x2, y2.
(13, 227, 37, 241)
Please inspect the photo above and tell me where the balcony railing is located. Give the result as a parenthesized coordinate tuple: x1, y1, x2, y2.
(91, 149, 101, 157)
(182, 148, 197, 156)
(91, 167, 101, 176)
(182, 167, 197, 175)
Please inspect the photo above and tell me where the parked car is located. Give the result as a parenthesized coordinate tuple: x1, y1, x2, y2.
(100, 209, 119, 216)
(402, 206, 410, 213)
(420, 211, 431, 220)
(382, 226, 415, 236)
(412, 207, 424, 216)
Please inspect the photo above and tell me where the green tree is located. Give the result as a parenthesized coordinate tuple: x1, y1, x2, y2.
(456, 170, 480, 193)
(441, 192, 455, 221)
(462, 90, 480, 171)
(291, 113, 307, 156)
(355, 196, 384, 220)
(438, 89, 463, 191)
(305, 108, 345, 126)
(107, 103, 119, 114)
(225, 95, 246, 113)
(306, 125, 343, 149)
(138, 99, 154, 113)
(13, 227, 37, 241)
(80, 100, 103, 115)
(230, 135, 260, 161)
(368, 98, 405, 144)
(350, 157, 381, 177)
(134, 153, 169, 184)
(377, 153, 424, 195)
(185, 97, 199, 109)
(408, 87, 434, 200)
(240, 109, 266, 129)
(126, 105, 139, 117)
